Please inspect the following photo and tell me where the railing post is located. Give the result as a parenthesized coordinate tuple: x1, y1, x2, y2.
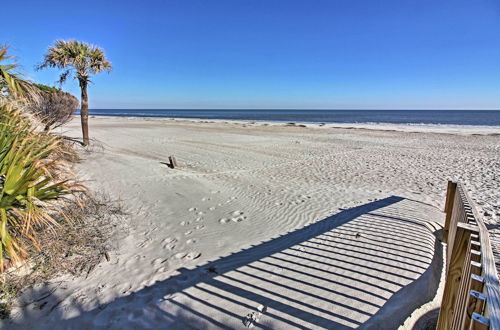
(437, 222, 479, 330)
(443, 180, 457, 243)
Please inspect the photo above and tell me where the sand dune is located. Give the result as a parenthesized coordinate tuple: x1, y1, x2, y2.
(4, 117, 498, 329)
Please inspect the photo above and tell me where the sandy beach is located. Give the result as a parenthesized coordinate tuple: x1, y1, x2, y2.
(4, 116, 499, 329)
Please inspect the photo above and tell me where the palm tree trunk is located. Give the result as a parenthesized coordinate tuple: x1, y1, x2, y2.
(79, 79, 89, 146)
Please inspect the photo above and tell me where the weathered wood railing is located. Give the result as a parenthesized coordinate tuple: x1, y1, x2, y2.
(437, 181, 500, 330)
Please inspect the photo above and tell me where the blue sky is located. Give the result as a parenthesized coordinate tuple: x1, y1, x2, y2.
(4, 0, 500, 109)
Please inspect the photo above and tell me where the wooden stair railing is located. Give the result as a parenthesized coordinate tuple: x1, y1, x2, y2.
(437, 181, 500, 330)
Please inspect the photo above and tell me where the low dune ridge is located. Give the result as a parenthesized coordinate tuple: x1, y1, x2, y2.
(5, 116, 499, 329)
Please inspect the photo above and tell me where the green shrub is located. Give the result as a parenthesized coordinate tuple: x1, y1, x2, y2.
(0, 104, 79, 271)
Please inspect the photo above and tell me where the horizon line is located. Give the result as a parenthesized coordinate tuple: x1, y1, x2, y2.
(84, 108, 500, 111)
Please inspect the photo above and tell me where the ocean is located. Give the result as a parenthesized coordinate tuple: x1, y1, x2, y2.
(85, 109, 500, 127)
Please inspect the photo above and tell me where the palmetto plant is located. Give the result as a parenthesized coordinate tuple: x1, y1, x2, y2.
(0, 47, 80, 271)
(0, 104, 77, 271)
(0, 46, 39, 104)
(38, 40, 111, 146)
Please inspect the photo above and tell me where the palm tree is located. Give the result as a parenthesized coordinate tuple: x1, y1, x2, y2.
(38, 40, 111, 146)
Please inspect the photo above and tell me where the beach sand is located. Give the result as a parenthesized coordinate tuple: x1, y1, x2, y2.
(4, 117, 499, 329)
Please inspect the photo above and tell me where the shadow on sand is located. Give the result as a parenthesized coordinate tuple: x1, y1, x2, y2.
(9, 196, 444, 329)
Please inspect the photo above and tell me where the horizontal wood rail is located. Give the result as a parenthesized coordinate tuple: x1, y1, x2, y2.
(437, 181, 500, 330)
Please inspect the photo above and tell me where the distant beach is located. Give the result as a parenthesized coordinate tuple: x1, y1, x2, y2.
(82, 109, 500, 135)
(84, 109, 500, 126)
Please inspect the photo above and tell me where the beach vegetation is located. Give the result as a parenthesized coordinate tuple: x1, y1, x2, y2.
(38, 40, 111, 146)
(0, 46, 83, 272)
(31, 84, 79, 131)
(0, 46, 39, 106)
(0, 103, 80, 272)
(0, 44, 120, 321)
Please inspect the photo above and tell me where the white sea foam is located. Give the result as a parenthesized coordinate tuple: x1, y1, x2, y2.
(84, 114, 500, 135)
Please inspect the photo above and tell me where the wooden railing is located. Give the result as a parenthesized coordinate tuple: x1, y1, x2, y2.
(437, 181, 500, 330)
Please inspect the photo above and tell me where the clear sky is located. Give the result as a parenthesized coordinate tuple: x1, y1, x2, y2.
(4, 0, 500, 109)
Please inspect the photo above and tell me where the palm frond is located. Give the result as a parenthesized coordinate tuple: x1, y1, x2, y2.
(0, 46, 41, 107)
(0, 104, 80, 271)
(38, 40, 111, 84)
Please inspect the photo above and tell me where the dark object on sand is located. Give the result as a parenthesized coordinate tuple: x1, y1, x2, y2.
(355, 232, 361, 239)
(207, 266, 218, 274)
(169, 155, 178, 169)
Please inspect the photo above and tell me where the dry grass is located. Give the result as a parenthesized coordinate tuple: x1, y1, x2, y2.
(0, 193, 126, 319)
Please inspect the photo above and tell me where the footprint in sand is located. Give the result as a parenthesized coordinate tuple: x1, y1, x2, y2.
(163, 237, 176, 244)
(186, 239, 196, 244)
(185, 252, 201, 260)
(232, 210, 244, 216)
(219, 218, 230, 224)
(188, 207, 197, 212)
(231, 216, 246, 222)
(162, 237, 177, 250)
(164, 243, 176, 250)
(151, 258, 163, 266)
(195, 217, 202, 222)
(195, 225, 205, 230)
(174, 252, 187, 259)
(242, 305, 266, 328)
(156, 267, 168, 274)
(143, 227, 158, 236)
(136, 238, 152, 248)
(208, 206, 216, 211)
(184, 230, 193, 236)
(173, 251, 201, 261)
(180, 221, 189, 226)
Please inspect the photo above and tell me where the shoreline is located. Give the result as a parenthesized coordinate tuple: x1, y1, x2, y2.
(82, 114, 500, 135)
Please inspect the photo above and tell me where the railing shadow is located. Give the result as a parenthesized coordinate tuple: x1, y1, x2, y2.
(9, 196, 443, 329)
